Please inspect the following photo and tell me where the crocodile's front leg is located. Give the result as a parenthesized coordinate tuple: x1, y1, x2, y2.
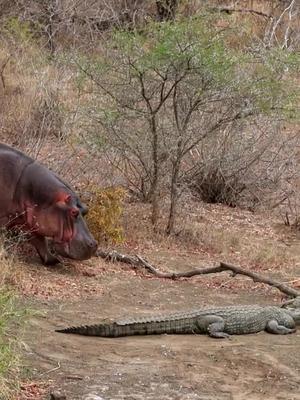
(266, 319, 296, 335)
(195, 315, 230, 338)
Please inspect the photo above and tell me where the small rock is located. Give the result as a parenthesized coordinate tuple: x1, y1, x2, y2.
(50, 390, 67, 400)
(84, 395, 105, 400)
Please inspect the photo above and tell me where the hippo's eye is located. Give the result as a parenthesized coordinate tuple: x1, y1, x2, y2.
(81, 207, 88, 216)
(65, 194, 71, 204)
(79, 202, 88, 216)
(70, 208, 79, 219)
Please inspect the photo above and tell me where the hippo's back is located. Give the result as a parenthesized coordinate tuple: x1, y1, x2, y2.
(0, 143, 34, 220)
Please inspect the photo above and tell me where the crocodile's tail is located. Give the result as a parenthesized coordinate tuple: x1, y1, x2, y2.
(56, 323, 121, 337)
(56, 318, 197, 337)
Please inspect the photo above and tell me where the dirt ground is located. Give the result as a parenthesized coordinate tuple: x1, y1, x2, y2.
(19, 251, 300, 400)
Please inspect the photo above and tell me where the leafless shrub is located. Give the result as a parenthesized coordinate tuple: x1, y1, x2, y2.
(77, 18, 298, 233)
(279, 185, 300, 229)
(199, 1, 300, 51)
(184, 119, 300, 210)
(264, 0, 300, 50)
(11, 0, 154, 51)
(187, 167, 245, 207)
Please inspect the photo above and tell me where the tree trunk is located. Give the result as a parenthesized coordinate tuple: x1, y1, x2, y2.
(151, 185, 160, 228)
(166, 160, 180, 234)
(149, 115, 160, 229)
(150, 155, 160, 228)
(46, 21, 55, 55)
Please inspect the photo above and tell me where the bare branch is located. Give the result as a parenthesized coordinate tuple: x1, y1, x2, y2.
(267, 0, 297, 48)
(0, 55, 10, 90)
(212, 6, 271, 19)
(96, 250, 300, 298)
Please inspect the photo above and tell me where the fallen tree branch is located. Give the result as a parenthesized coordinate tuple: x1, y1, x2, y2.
(219, 262, 300, 298)
(97, 250, 140, 266)
(211, 7, 271, 19)
(0, 55, 10, 90)
(96, 250, 300, 298)
(136, 255, 225, 278)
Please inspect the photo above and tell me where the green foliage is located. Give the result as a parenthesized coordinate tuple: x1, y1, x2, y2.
(235, 47, 300, 120)
(85, 186, 126, 244)
(2, 17, 35, 43)
(79, 15, 299, 224)
(111, 18, 238, 87)
(0, 290, 15, 369)
(80, 17, 299, 129)
(0, 288, 21, 397)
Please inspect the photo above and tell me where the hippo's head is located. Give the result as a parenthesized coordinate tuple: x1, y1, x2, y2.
(25, 190, 97, 261)
(51, 197, 98, 261)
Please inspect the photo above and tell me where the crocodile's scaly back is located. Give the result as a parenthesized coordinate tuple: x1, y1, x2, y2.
(56, 311, 205, 337)
(56, 305, 300, 338)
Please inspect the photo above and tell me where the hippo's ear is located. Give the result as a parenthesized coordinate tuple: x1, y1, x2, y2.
(55, 192, 71, 207)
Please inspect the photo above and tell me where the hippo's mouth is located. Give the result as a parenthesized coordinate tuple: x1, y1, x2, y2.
(48, 239, 70, 259)
(48, 215, 74, 245)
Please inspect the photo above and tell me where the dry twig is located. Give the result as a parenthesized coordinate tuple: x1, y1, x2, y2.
(96, 250, 300, 298)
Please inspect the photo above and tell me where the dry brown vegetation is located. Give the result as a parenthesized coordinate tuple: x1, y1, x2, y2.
(0, 1, 299, 399)
(1, 199, 300, 399)
(0, 1, 298, 290)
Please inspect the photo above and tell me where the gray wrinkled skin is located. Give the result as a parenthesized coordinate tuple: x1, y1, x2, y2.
(56, 305, 300, 338)
(0, 143, 97, 264)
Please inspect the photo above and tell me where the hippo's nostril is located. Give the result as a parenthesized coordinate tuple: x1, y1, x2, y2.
(89, 239, 98, 251)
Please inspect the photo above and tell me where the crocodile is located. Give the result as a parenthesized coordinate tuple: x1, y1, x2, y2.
(56, 305, 300, 339)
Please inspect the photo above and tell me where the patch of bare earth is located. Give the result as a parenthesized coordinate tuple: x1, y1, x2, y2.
(15, 202, 300, 400)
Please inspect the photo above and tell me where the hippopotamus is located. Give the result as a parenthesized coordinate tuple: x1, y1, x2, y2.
(0, 143, 97, 264)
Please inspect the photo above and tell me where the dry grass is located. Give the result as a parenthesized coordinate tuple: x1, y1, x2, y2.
(0, 238, 16, 287)
(0, 232, 37, 400)
(0, 40, 73, 156)
(174, 222, 242, 254)
(0, 233, 28, 289)
(175, 222, 295, 269)
(0, 244, 21, 399)
(122, 201, 300, 275)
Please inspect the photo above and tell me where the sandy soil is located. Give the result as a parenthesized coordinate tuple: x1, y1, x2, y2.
(20, 258, 300, 400)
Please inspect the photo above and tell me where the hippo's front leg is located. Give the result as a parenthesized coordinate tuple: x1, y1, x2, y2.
(30, 235, 60, 265)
